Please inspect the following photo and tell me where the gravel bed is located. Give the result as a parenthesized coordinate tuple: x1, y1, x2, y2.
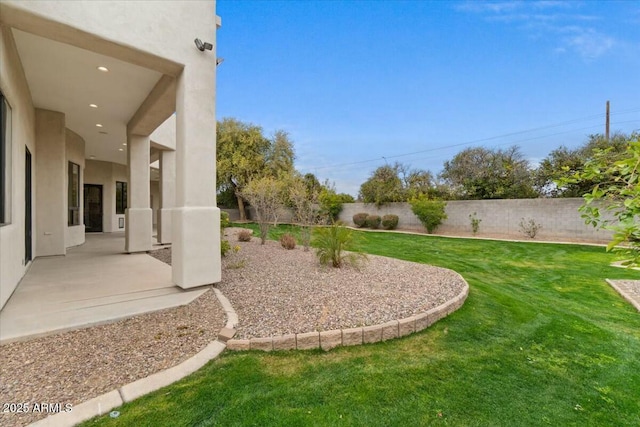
(219, 228, 467, 339)
(608, 279, 640, 308)
(0, 227, 466, 426)
(0, 289, 224, 427)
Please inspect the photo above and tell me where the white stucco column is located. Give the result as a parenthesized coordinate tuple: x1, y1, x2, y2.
(157, 150, 175, 244)
(125, 134, 152, 252)
(172, 64, 221, 288)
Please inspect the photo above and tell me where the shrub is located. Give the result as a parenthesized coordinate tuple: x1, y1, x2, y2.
(409, 196, 447, 234)
(312, 222, 367, 268)
(220, 211, 231, 229)
(279, 233, 297, 250)
(220, 211, 231, 256)
(381, 214, 399, 230)
(240, 177, 286, 244)
(237, 229, 252, 242)
(469, 212, 481, 235)
(353, 213, 369, 228)
(365, 215, 381, 229)
(519, 218, 542, 238)
(221, 239, 231, 256)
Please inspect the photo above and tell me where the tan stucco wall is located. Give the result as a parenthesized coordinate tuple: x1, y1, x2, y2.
(35, 109, 66, 257)
(2, 1, 215, 73)
(84, 159, 128, 233)
(0, 25, 36, 310)
(65, 128, 85, 247)
(150, 114, 176, 151)
(1, 0, 221, 297)
(150, 180, 160, 227)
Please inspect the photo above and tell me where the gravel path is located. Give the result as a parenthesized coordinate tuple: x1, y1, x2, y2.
(0, 227, 466, 426)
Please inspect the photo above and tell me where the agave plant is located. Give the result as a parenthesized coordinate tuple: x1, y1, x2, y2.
(312, 222, 367, 268)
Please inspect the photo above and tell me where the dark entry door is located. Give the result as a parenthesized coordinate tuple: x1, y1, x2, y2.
(25, 147, 32, 263)
(84, 184, 103, 232)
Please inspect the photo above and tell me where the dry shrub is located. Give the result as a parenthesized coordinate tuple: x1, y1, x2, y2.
(237, 229, 252, 242)
(279, 233, 296, 250)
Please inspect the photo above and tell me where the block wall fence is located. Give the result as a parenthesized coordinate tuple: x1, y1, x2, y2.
(339, 199, 614, 244)
(222, 198, 614, 244)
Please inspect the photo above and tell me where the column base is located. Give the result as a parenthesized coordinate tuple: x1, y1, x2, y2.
(172, 206, 221, 288)
(157, 208, 173, 244)
(125, 208, 152, 253)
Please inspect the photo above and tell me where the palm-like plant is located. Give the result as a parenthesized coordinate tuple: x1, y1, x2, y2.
(312, 222, 367, 268)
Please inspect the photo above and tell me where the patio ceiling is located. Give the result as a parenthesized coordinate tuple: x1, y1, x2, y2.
(12, 28, 164, 165)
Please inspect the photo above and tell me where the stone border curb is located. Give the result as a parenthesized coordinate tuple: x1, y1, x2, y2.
(28, 287, 238, 427)
(227, 276, 469, 352)
(606, 279, 640, 312)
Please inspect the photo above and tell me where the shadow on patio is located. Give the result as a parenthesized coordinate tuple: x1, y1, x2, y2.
(0, 233, 206, 344)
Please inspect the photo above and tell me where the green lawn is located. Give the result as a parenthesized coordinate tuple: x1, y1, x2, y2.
(84, 226, 640, 426)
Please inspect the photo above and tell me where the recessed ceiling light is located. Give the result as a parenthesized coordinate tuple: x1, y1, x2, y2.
(119, 148, 124, 151)
(122, 143, 127, 146)
(96, 124, 103, 127)
(89, 155, 96, 159)
(97, 66, 109, 72)
(89, 104, 98, 108)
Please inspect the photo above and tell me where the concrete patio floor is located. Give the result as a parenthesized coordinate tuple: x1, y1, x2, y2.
(0, 233, 207, 344)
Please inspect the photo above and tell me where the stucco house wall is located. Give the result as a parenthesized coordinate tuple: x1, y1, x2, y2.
(0, 0, 220, 310)
(0, 26, 36, 310)
(84, 159, 128, 233)
(66, 128, 85, 247)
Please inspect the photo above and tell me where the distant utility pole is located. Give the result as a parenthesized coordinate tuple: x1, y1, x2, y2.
(606, 100, 610, 141)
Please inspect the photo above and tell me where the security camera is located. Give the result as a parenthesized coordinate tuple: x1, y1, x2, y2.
(194, 38, 213, 51)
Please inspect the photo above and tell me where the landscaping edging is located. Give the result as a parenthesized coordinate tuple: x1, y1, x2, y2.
(28, 288, 237, 427)
(226, 275, 470, 352)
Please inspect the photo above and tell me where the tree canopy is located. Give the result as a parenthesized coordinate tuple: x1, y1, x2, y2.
(559, 132, 640, 266)
(535, 133, 631, 197)
(216, 118, 295, 219)
(358, 162, 435, 206)
(439, 146, 537, 199)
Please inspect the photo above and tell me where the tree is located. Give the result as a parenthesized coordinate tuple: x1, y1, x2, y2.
(358, 162, 435, 206)
(265, 130, 296, 179)
(216, 118, 295, 220)
(535, 133, 631, 197)
(440, 146, 537, 199)
(288, 174, 323, 250)
(319, 187, 354, 223)
(359, 165, 405, 206)
(559, 133, 640, 266)
(240, 176, 286, 245)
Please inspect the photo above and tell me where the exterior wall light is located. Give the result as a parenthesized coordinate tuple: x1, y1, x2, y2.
(194, 38, 213, 51)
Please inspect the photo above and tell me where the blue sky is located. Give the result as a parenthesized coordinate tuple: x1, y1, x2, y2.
(216, 0, 640, 197)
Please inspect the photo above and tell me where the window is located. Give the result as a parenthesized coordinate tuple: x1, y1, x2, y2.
(68, 162, 80, 226)
(1, 92, 12, 226)
(116, 181, 127, 214)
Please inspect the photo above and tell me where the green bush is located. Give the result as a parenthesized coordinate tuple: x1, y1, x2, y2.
(220, 211, 231, 229)
(365, 215, 381, 229)
(409, 196, 447, 234)
(221, 239, 231, 256)
(353, 213, 369, 228)
(312, 222, 367, 268)
(381, 214, 399, 230)
(220, 211, 231, 256)
(279, 233, 297, 250)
